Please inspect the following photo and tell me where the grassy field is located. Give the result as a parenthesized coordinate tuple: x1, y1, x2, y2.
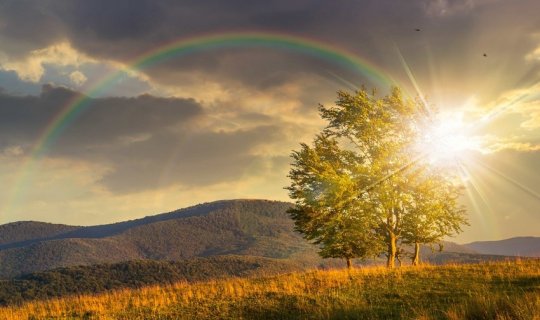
(1, 259, 539, 319)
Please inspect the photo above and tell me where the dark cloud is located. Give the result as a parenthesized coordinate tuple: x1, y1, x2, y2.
(0, 0, 64, 55)
(59, 0, 163, 41)
(0, 0, 430, 89)
(0, 85, 202, 148)
(2, 0, 538, 99)
(0, 86, 285, 193)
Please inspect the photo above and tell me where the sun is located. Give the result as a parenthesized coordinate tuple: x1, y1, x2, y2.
(417, 112, 479, 166)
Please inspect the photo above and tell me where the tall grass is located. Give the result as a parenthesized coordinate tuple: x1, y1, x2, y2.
(2, 259, 539, 319)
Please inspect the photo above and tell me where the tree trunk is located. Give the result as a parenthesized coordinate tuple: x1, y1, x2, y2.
(412, 242, 420, 266)
(346, 257, 352, 269)
(387, 232, 397, 268)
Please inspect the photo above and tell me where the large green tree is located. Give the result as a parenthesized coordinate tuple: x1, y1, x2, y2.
(287, 134, 384, 268)
(287, 87, 467, 268)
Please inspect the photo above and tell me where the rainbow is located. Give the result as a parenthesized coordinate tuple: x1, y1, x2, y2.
(6, 31, 397, 214)
(38, 31, 396, 159)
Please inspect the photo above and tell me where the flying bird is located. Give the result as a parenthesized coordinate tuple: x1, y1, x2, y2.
(483, 53, 487, 57)
(415, 28, 421, 32)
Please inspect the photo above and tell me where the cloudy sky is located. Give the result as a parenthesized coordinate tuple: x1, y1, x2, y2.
(0, 0, 539, 242)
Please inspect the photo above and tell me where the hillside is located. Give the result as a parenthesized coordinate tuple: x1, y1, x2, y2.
(465, 237, 540, 257)
(0, 256, 300, 306)
(1, 260, 538, 319)
(0, 200, 326, 278)
(0, 199, 530, 278)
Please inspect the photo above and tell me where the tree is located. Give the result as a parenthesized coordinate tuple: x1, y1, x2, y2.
(400, 172, 468, 265)
(287, 134, 384, 268)
(287, 87, 467, 268)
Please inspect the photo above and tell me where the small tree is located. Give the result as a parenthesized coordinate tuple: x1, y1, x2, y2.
(401, 173, 468, 265)
(287, 87, 468, 268)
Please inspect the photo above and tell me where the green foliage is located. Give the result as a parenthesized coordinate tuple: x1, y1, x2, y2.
(287, 87, 468, 267)
(287, 134, 384, 261)
(401, 174, 468, 246)
(0, 256, 300, 306)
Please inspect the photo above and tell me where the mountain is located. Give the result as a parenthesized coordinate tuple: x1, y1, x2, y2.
(0, 200, 328, 278)
(417, 241, 478, 256)
(465, 237, 540, 257)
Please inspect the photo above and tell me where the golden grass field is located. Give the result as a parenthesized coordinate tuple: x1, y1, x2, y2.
(2, 259, 539, 319)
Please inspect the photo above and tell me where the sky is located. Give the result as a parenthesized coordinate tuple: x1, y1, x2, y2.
(0, 0, 539, 243)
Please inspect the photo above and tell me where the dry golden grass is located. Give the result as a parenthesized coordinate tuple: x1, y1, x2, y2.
(2, 259, 539, 319)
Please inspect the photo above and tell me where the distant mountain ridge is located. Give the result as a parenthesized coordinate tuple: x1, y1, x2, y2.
(0, 200, 231, 250)
(465, 237, 540, 257)
(0, 199, 535, 278)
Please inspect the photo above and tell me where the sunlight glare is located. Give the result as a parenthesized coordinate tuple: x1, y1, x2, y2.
(419, 113, 478, 166)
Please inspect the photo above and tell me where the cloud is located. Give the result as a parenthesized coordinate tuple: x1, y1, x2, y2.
(521, 112, 540, 129)
(0, 85, 204, 188)
(0, 0, 422, 92)
(98, 125, 285, 192)
(0, 42, 94, 82)
(526, 45, 540, 61)
(0, 85, 299, 193)
(0, 85, 194, 152)
(0, 155, 292, 225)
(421, 0, 497, 17)
(0, 41, 152, 96)
(1, 146, 23, 157)
(69, 70, 87, 86)
(482, 141, 540, 153)
(0, 0, 538, 102)
(479, 82, 540, 130)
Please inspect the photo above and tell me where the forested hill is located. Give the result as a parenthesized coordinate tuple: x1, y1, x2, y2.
(0, 221, 79, 247)
(0, 200, 324, 278)
(0, 200, 244, 250)
(0, 256, 301, 306)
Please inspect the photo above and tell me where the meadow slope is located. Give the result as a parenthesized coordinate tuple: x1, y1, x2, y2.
(2, 259, 539, 319)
